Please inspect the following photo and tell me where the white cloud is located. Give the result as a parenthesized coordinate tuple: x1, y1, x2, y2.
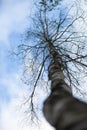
(0, 103, 54, 130)
(0, 0, 33, 43)
(1, 0, 87, 130)
(0, 0, 53, 130)
(0, 69, 54, 130)
(0, 78, 54, 130)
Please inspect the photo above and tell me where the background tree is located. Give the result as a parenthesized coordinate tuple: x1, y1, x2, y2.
(15, 0, 87, 129)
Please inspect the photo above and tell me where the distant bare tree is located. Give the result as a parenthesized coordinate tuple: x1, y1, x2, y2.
(15, 0, 87, 129)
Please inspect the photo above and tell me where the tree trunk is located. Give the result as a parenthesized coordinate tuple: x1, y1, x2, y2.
(43, 45, 87, 130)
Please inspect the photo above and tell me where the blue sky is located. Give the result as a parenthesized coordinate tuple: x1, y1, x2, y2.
(0, 0, 54, 130)
(0, 0, 87, 130)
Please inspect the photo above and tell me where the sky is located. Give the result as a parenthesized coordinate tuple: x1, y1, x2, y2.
(0, 0, 87, 130)
(0, 0, 54, 130)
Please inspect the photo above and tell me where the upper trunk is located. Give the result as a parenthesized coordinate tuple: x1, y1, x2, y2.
(43, 44, 87, 130)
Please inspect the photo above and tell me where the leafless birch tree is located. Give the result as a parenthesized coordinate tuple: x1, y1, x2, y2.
(15, 0, 87, 129)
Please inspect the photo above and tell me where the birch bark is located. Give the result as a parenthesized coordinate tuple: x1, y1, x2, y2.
(43, 46, 87, 130)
